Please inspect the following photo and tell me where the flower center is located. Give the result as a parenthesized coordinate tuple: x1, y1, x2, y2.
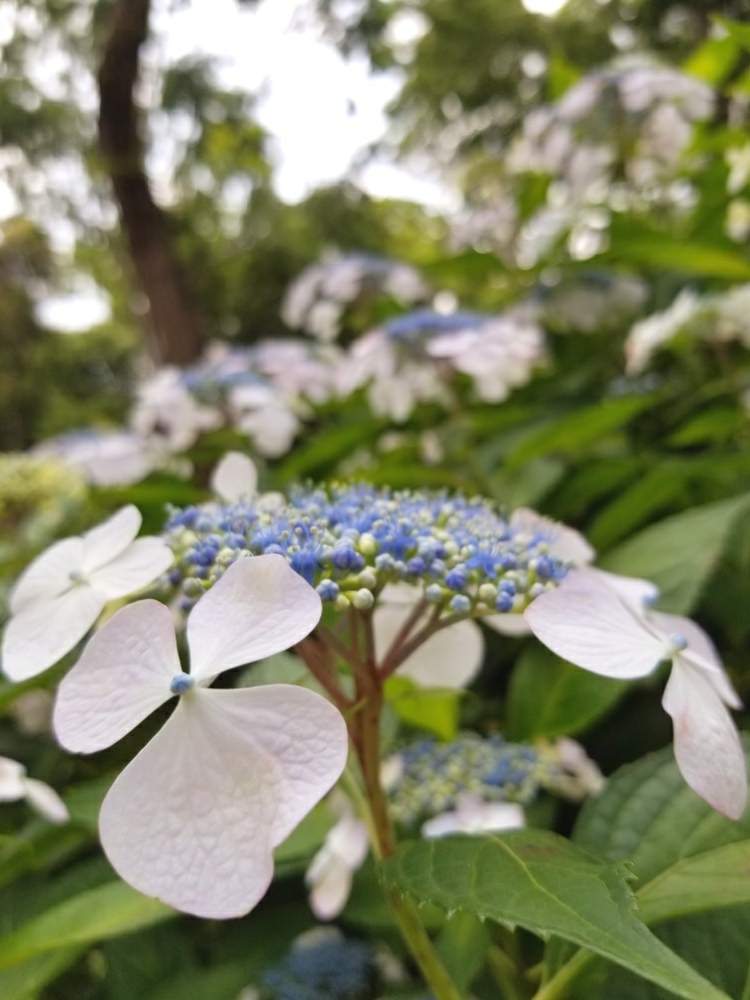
(666, 632, 688, 654)
(68, 571, 86, 586)
(170, 674, 195, 696)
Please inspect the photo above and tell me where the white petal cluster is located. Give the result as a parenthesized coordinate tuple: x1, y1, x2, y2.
(2, 506, 173, 680)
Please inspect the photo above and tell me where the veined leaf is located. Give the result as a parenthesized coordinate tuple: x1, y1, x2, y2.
(507, 644, 627, 740)
(383, 831, 727, 999)
(599, 493, 750, 613)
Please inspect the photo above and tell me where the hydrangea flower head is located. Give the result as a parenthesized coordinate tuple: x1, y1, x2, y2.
(52, 554, 348, 918)
(163, 485, 569, 631)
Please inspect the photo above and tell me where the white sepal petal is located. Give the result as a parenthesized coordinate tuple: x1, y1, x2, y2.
(2, 587, 105, 681)
(524, 569, 665, 679)
(81, 505, 141, 574)
(212, 452, 257, 503)
(99, 692, 278, 919)
(373, 602, 483, 689)
(53, 600, 179, 753)
(9, 538, 85, 615)
(199, 685, 348, 845)
(651, 611, 742, 709)
(306, 815, 369, 921)
(187, 555, 322, 682)
(88, 538, 173, 600)
(0, 756, 27, 801)
(23, 778, 69, 824)
(663, 659, 747, 821)
(588, 568, 659, 612)
(510, 508, 595, 566)
(484, 613, 531, 638)
(422, 794, 525, 838)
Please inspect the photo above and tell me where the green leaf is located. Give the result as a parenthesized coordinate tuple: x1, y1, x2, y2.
(604, 230, 750, 280)
(506, 397, 651, 467)
(638, 841, 750, 926)
(507, 644, 628, 740)
(436, 911, 489, 992)
(384, 676, 461, 740)
(0, 880, 173, 970)
(588, 466, 688, 550)
(558, 742, 750, 999)
(599, 493, 750, 614)
(0, 948, 83, 1000)
(383, 832, 727, 999)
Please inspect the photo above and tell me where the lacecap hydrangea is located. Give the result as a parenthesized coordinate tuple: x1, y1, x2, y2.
(388, 734, 598, 827)
(163, 484, 569, 618)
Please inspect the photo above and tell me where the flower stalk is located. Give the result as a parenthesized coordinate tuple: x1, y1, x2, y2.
(311, 607, 464, 1000)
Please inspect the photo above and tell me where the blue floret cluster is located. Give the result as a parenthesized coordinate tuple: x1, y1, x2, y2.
(388, 734, 591, 827)
(163, 484, 568, 617)
(261, 932, 375, 1000)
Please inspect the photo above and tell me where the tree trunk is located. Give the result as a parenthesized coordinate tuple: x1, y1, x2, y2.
(97, 0, 203, 365)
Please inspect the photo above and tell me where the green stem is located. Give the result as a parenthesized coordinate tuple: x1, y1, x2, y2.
(345, 610, 463, 1000)
(387, 892, 464, 1000)
(531, 951, 593, 1000)
(488, 945, 530, 1000)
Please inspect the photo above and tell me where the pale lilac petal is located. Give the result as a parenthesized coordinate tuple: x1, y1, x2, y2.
(53, 600, 179, 753)
(308, 859, 355, 921)
(98, 693, 278, 919)
(651, 611, 741, 709)
(88, 538, 173, 600)
(374, 603, 482, 688)
(511, 508, 595, 566)
(0, 757, 27, 801)
(187, 555, 322, 681)
(99, 683, 346, 918)
(421, 811, 462, 838)
(9, 538, 85, 614)
(81, 505, 141, 574)
(23, 778, 69, 824)
(306, 815, 368, 921)
(211, 452, 257, 503)
(588, 568, 659, 612)
(524, 569, 665, 679)
(484, 613, 531, 637)
(197, 685, 348, 845)
(470, 801, 526, 833)
(663, 660, 747, 820)
(2, 587, 105, 681)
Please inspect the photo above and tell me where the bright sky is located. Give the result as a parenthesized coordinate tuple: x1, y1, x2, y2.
(151, 0, 455, 209)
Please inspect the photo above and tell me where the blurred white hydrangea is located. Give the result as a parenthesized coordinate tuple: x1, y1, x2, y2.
(282, 252, 429, 342)
(33, 429, 158, 487)
(338, 307, 545, 419)
(625, 284, 750, 373)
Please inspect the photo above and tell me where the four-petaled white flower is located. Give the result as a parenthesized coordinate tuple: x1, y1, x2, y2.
(52, 554, 348, 919)
(2, 506, 173, 681)
(305, 793, 369, 921)
(422, 793, 525, 838)
(0, 755, 69, 824)
(525, 569, 747, 819)
(373, 584, 483, 689)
